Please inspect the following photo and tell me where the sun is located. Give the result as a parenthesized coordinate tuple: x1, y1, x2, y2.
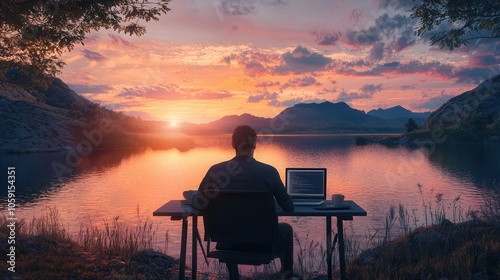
(169, 120, 178, 128)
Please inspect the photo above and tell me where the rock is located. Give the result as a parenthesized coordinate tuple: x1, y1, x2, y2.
(397, 136, 412, 146)
(356, 246, 382, 265)
(412, 229, 447, 245)
(440, 218, 454, 227)
(128, 249, 178, 279)
(108, 258, 126, 268)
(421, 74, 500, 142)
(471, 272, 488, 280)
(58, 243, 72, 249)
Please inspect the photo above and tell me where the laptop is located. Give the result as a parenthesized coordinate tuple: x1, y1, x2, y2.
(286, 168, 327, 206)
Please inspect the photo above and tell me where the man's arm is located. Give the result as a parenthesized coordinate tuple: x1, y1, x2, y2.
(192, 168, 213, 210)
(272, 169, 294, 212)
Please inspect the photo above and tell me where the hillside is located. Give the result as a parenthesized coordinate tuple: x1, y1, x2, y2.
(271, 101, 380, 133)
(0, 78, 190, 153)
(180, 113, 272, 134)
(420, 74, 500, 142)
(182, 101, 413, 134)
(367, 105, 430, 121)
(0, 81, 83, 152)
(4, 73, 467, 153)
(179, 102, 426, 134)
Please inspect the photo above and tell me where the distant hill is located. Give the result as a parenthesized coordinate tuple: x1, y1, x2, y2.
(269, 101, 392, 133)
(368, 106, 431, 121)
(0, 77, 192, 153)
(209, 113, 271, 130)
(179, 101, 416, 134)
(12, 73, 493, 152)
(420, 74, 500, 142)
(179, 113, 272, 134)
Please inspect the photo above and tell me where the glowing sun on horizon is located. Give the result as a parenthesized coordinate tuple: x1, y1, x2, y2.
(169, 120, 178, 127)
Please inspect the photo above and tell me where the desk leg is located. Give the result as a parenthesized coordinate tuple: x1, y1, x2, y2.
(192, 216, 198, 280)
(326, 216, 332, 280)
(337, 217, 346, 280)
(180, 217, 188, 279)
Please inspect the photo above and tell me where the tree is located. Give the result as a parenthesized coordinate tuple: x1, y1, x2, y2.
(405, 118, 419, 133)
(0, 0, 171, 87)
(411, 0, 500, 50)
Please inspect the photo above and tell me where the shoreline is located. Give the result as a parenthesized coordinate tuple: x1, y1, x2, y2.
(1, 217, 498, 279)
(3, 131, 500, 154)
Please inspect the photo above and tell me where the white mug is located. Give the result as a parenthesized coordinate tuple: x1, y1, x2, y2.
(332, 194, 345, 205)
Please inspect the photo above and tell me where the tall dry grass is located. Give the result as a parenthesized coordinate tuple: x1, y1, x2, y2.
(1, 205, 165, 260)
(76, 206, 163, 260)
(344, 183, 500, 279)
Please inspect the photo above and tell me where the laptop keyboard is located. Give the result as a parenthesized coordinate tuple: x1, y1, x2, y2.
(293, 200, 325, 206)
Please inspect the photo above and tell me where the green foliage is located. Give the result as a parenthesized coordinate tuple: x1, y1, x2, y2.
(411, 0, 500, 50)
(0, 0, 172, 86)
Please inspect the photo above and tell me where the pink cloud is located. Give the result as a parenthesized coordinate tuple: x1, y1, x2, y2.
(247, 91, 279, 103)
(223, 50, 279, 76)
(118, 84, 234, 100)
(256, 80, 281, 88)
(335, 88, 375, 102)
(340, 60, 456, 80)
(281, 76, 321, 90)
(313, 30, 341, 46)
(81, 49, 106, 62)
(468, 55, 498, 68)
(108, 34, 134, 47)
(273, 46, 333, 74)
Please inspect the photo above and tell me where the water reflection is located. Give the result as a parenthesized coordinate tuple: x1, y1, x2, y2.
(427, 144, 500, 189)
(0, 150, 144, 206)
(1, 135, 498, 263)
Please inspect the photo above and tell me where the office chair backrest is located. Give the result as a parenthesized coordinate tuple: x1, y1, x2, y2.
(202, 190, 278, 247)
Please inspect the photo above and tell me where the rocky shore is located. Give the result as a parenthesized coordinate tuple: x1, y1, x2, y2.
(2, 218, 498, 280)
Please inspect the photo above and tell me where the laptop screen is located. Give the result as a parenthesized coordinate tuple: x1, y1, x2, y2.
(285, 168, 327, 199)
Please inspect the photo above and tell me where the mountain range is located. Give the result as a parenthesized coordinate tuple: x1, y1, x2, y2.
(180, 102, 430, 134)
(1, 74, 498, 152)
(367, 106, 431, 120)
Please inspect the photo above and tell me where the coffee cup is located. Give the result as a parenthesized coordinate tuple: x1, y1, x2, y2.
(183, 190, 197, 200)
(332, 194, 345, 205)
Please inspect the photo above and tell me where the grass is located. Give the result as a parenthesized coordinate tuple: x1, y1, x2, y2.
(0, 206, 174, 280)
(77, 207, 161, 261)
(348, 220, 500, 279)
(1, 184, 499, 279)
(344, 182, 500, 280)
(294, 232, 329, 277)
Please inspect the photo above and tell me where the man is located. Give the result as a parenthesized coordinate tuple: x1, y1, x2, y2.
(195, 125, 295, 279)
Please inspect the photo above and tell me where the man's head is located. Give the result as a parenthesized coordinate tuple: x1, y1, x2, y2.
(232, 125, 257, 155)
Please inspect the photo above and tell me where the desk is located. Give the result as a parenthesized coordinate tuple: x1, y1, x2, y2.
(153, 200, 366, 280)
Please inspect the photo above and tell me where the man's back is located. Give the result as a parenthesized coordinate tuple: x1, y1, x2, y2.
(196, 125, 295, 279)
(198, 154, 294, 212)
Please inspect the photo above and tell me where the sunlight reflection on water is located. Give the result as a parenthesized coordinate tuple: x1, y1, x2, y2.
(1, 134, 498, 273)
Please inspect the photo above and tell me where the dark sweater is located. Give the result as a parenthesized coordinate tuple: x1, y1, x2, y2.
(197, 155, 294, 212)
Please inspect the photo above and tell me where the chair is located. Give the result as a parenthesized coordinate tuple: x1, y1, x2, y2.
(201, 190, 280, 278)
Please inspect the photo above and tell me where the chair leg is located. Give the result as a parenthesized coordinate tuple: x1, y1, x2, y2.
(278, 223, 294, 278)
(226, 262, 239, 280)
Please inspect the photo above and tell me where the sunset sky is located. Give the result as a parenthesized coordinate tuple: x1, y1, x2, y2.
(58, 0, 499, 124)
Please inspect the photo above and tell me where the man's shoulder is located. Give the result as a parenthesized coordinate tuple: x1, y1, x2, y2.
(253, 160, 279, 173)
(207, 158, 245, 172)
(208, 157, 279, 174)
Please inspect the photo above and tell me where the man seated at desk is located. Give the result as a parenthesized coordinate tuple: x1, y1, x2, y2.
(194, 125, 295, 279)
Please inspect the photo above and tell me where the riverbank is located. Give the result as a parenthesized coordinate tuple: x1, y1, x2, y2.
(355, 131, 500, 147)
(348, 219, 500, 279)
(2, 208, 499, 279)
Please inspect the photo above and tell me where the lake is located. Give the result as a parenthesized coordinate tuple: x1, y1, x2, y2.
(1, 134, 499, 271)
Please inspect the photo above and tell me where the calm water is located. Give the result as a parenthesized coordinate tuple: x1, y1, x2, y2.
(1, 134, 499, 267)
